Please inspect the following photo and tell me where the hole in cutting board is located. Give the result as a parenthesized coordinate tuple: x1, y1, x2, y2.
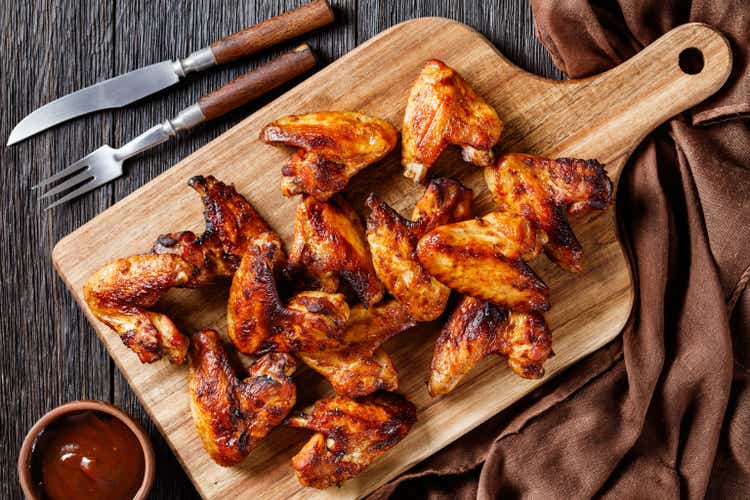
(679, 47, 704, 74)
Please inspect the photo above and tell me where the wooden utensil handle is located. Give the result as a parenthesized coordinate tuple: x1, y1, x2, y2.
(198, 45, 316, 121)
(210, 0, 333, 65)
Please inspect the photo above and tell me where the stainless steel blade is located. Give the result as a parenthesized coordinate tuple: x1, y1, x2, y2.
(7, 60, 180, 145)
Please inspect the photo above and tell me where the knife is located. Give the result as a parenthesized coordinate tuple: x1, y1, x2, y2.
(7, 0, 333, 146)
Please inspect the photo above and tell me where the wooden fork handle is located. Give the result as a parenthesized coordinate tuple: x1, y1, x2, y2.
(210, 0, 333, 65)
(197, 45, 316, 121)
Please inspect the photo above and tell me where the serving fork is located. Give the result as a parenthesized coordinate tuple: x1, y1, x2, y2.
(34, 45, 315, 209)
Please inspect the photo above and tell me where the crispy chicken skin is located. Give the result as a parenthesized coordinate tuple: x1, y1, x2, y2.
(485, 153, 613, 272)
(366, 178, 473, 321)
(189, 329, 297, 466)
(429, 296, 552, 396)
(84, 254, 194, 364)
(417, 211, 550, 312)
(227, 232, 350, 355)
(286, 392, 417, 488)
(289, 195, 384, 307)
(153, 175, 273, 285)
(298, 300, 415, 397)
(402, 59, 503, 183)
(260, 111, 398, 200)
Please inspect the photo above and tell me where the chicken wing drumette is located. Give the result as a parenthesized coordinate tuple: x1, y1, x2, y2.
(189, 329, 297, 466)
(417, 211, 550, 312)
(286, 392, 417, 488)
(366, 178, 473, 321)
(289, 195, 384, 307)
(152, 175, 274, 285)
(84, 254, 194, 364)
(260, 111, 398, 200)
(298, 300, 415, 397)
(429, 296, 552, 396)
(484, 153, 613, 272)
(227, 232, 350, 355)
(402, 59, 503, 183)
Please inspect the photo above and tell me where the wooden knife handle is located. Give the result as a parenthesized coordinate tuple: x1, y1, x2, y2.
(210, 0, 334, 65)
(198, 45, 316, 121)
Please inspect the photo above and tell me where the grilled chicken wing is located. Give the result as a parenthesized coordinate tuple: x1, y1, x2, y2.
(289, 195, 384, 307)
(260, 111, 398, 200)
(429, 296, 552, 395)
(366, 178, 473, 321)
(227, 232, 350, 355)
(417, 211, 550, 312)
(84, 254, 194, 364)
(153, 175, 273, 285)
(402, 59, 503, 183)
(85, 176, 273, 364)
(485, 153, 612, 272)
(298, 300, 415, 397)
(286, 392, 417, 488)
(189, 329, 296, 466)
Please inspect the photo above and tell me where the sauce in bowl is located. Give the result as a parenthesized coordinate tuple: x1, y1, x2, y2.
(29, 410, 145, 500)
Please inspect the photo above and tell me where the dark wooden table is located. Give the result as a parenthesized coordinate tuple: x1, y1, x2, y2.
(1, 1, 561, 497)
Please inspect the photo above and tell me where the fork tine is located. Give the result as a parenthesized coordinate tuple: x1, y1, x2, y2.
(32, 157, 90, 189)
(43, 177, 106, 210)
(37, 169, 95, 199)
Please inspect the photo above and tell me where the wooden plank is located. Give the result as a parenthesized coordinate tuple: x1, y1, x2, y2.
(50, 17, 731, 499)
(0, 1, 115, 499)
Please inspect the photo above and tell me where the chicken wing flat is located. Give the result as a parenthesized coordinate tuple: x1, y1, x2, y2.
(402, 59, 503, 183)
(286, 392, 417, 488)
(289, 195, 384, 307)
(298, 300, 415, 397)
(152, 175, 273, 285)
(227, 232, 350, 355)
(84, 254, 194, 364)
(189, 329, 297, 466)
(485, 153, 613, 272)
(429, 296, 552, 395)
(417, 211, 550, 312)
(260, 111, 398, 200)
(366, 178, 473, 321)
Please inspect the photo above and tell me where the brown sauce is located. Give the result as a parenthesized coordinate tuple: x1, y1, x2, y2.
(29, 410, 145, 500)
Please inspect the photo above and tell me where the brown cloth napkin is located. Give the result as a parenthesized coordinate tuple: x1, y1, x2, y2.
(373, 1, 750, 498)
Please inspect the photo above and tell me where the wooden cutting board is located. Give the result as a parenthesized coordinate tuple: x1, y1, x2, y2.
(52, 18, 731, 499)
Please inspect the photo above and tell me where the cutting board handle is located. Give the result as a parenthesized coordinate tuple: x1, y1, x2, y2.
(535, 23, 732, 165)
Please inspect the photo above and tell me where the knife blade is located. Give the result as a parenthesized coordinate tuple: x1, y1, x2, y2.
(7, 0, 333, 145)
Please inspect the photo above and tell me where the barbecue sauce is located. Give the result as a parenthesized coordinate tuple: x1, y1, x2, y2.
(29, 410, 145, 500)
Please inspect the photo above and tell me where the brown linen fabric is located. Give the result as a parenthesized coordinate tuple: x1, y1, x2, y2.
(373, 1, 750, 498)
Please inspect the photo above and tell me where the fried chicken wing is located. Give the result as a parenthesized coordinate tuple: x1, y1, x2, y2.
(429, 296, 552, 395)
(366, 178, 473, 321)
(286, 392, 417, 488)
(289, 195, 384, 307)
(189, 329, 296, 466)
(416, 211, 550, 312)
(485, 153, 613, 272)
(260, 111, 398, 200)
(152, 175, 273, 285)
(402, 59, 503, 183)
(84, 254, 194, 364)
(227, 232, 349, 355)
(298, 300, 415, 397)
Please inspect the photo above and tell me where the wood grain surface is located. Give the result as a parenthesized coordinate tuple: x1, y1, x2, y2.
(50, 16, 731, 500)
(0, 2, 565, 499)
